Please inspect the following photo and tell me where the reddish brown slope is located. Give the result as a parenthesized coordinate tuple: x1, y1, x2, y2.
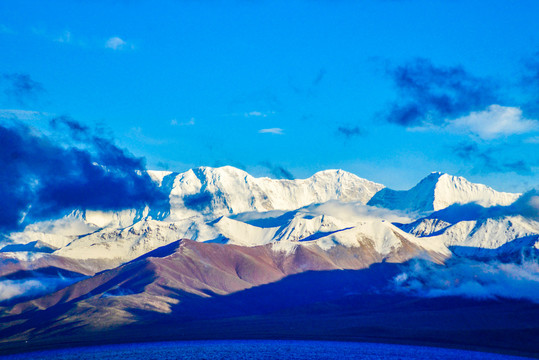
(0, 236, 445, 343)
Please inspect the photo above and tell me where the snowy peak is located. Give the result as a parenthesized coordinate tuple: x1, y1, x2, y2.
(2, 166, 531, 269)
(368, 172, 519, 214)
(166, 166, 385, 221)
(433, 173, 519, 210)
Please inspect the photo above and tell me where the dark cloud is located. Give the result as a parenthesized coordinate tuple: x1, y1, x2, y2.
(261, 161, 294, 180)
(288, 68, 327, 96)
(522, 51, 539, 88)
(1, 73, 45, 105)
(0, 118, 167, 232)
(451, 141, 533, 176)
(385, 59, 498, 126)
(156, 161, 170, 171)
(337, 126, 364, 138)
(521, 50, 539, 117)
(272, 166, 294, 180)
(509, 189, 539, 220)
(50, 115, 89, 136)
(503, 160, 533, 175)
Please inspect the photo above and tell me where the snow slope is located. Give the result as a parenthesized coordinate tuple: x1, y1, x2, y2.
(52, 202, 449, 266)
(398, 204, 539, 259)
(0, 167, 531, 268)
(165, 166, 384, 220)
(368, 172, 519, 214)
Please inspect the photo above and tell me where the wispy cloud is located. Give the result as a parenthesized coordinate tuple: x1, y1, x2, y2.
(31, 27, 86, 47)
(128, 127, 168, 145)
(0, 24, 14, 34)
(258, 128, 283, 135)
(260, 161, 294, 180)
(288, 67, 327, 97)
(171, 117, 195, 126)
(312, 68, 326, 87)
(1, 73, 45, 105)
(0, 109, 49, 120)
(524, 136, 539, 144)
(244, 111, 275, 118)
(521, 49, 539, 118)
(105, 36, 133, 50)
(54, 30, 72, 44)
(337, 125, 364, 138)
(451, 141, 534, 176)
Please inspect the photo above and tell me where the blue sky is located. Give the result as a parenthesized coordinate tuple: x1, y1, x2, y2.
(1, 0, 539, 192)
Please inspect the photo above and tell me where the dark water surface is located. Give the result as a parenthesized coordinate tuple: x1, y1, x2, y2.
(0, 340, 532, 360)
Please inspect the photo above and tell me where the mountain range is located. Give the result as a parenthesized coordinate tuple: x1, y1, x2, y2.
(0, 166, 537, 357)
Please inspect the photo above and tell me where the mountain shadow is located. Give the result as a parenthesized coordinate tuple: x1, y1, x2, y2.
(0, 241, 537, 358)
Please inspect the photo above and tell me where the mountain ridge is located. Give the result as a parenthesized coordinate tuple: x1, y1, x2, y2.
(1, 166, 527, 268)
(367, 171, 519, 214)
(0, 166, 537, 356)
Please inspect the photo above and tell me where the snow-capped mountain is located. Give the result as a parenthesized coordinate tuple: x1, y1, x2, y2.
(163, 166, 385, 221)
(367, 172, 519, 214)
(55, 166, 384, 230)
(1, 166, 537, 353)
(1, 166, 531, 269)
(398, 203, 539, 259)
(47, 202, 447, 267)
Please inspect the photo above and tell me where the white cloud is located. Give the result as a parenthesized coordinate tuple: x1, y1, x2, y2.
(0, 109, 48, 120)
(245, 111, 276, 118)
(246, 111, 266, 117)
(393, 259, 539, 303)
(171, 117, 195, 126)
(306, 201, 412, 224)
(0, 277, 81, 302)
(258, 128, 283, 135)
(524, 136, 539, 144)
(105, 36, 132, 50)
(55, 30, 72, 43)
(128, 127, 168, 145)
(0, 24, 14, 34)
(446, 105, 538, 140)
(0, 279, 49, 301)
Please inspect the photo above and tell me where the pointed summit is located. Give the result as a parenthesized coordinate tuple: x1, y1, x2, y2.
(166, 166, 385, 220)
(367, 172, 519, 214)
